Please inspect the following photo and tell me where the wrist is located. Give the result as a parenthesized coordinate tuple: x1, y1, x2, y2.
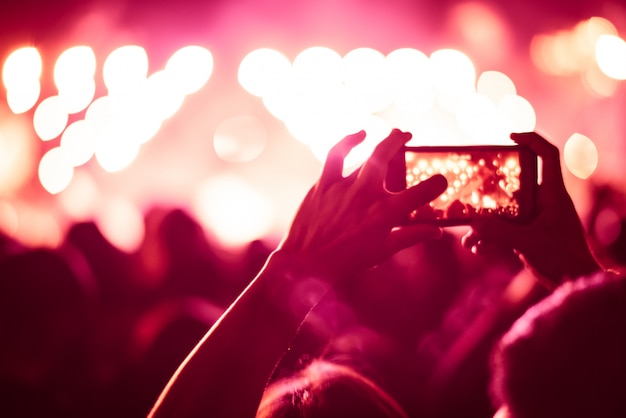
(252, 250, 335, 324)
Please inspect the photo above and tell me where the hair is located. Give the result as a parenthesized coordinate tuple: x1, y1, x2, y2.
(256, 359, 408, 418)
(490, 271, 626, 418)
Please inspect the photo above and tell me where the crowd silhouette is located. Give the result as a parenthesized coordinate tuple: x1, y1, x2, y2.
(0, 131, 624, 418)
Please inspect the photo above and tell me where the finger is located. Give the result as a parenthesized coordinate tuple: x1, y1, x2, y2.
(510, 132, 565, 192)
(387, 174, 447, 220)
(359, 129, 412, 185)
(320, 131, 367, 189)
(384, 224, 443, 257)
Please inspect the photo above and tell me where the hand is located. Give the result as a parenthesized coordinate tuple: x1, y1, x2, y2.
(280, 129, 448, 280)
(461, 132, 600, 287)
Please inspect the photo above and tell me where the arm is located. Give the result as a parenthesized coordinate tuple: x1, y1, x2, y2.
(462, 132, 601, 288)
(149, 129, 447, 418)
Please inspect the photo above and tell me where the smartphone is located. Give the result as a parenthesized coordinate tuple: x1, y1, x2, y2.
(386, 145, 538, 226)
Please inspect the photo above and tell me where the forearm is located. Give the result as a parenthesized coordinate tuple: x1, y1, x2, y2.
(149, 250, 333, 418)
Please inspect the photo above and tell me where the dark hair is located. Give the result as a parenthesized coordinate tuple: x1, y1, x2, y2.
(257, 359, 408, 418)
(491, 271, 626, 418)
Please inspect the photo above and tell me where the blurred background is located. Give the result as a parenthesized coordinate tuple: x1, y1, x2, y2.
(0, 0, 624, 253)
(1, 1, 626, 417)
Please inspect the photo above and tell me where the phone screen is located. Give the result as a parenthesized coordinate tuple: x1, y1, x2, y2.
(388, 145, 537, 226)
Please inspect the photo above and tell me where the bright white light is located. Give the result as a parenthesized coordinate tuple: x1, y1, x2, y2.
(85, 95, 117, 132)
(385, 48, 434, 113)
(2, 47, 42, 90)
(477, 71, 516, 104)
(292, 47, 343, 84)
(33, 95, 69, 141)
(455, 93, 505, 143)
(595, 35, 626, 80)
(96, 197, 145, 253)
(103, 45, 149, 95)
(60, 119, 97, 166)
(343, 48, 390, 113)
(238, 48, 291, 98)
(497, 94, 536, 133)
(193, 175, 274, 248)
(54, 46, 96, 88)
(430, 49, 476, 111)
(213, 115, 267, 162)
(94, 119, 141, 172)
(58, 78, 96, 114)
(564, 133, 598, 179)
(38, 147, 74, 194)
(305, 114, 392, 170)
(6, 82, 41, 114)
(165, 45, 214, 95)
(145, 70, 185, 120)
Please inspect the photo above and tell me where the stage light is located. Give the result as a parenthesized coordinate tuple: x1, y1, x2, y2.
(38, 147, 74, 194)
(3, 47, 42, 114)
(430, 49, 476, 112)
(96, 197, 145, 253)
(564, 133, 598, 180)
(6, 82, 41, 114)
(103, 45, 149, 96)
(213, 115, 267, 163)
(497, 94, 536, 134)
(384, 48, 434, 113)
(144, 70, 185, 121)
(33, 95, 69, 141)
(94, 118, 141, 172)
(165, 45, 214, 95)
(238, 48, 291, 98)
(54, 46, 96, 114)
(193, 175, 274, 248)
(343, 47, 390, 114)
(476, 71, 516, 104)
(59, 120, 97, 167)
(595, 34, 626, 80)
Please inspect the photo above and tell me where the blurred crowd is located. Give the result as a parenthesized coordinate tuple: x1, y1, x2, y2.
(0, 180, 624, 418)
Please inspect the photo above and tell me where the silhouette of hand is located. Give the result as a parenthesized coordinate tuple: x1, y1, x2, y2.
(462, 132, 600, 287)
(280, 129, 448, 280)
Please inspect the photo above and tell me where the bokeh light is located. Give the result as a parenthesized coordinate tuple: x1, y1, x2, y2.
(0, 200, 18, 237)
(476, 71, 516, 104)
(6, 82, 41, 114)
(343, 47, 390, 114)
(38, 147, 74, 194)
(96, 197, 145, 253)
(595, 34, 626, 80)
(2, 47, 41, 88)
(54, 46, 97, 113)
(193, 175, 274, 248)
(165, 45, 214, 95)
(385, 48, 434, 113)
(3, 47, 42, 114)
(564, 133, 598, 179)
(430, 49, 476, 112)
(57, 171, 99, 221)
(94, 118, 142, 172)
(60, 119, 97, 167)
(0, 115, 36, 195)
(238, 48, 291, 98)
(103, 45, 149, 95)
(213, 115, 267, 163)
(33, 95, 69, 141)
(497, 94, 536, 134)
